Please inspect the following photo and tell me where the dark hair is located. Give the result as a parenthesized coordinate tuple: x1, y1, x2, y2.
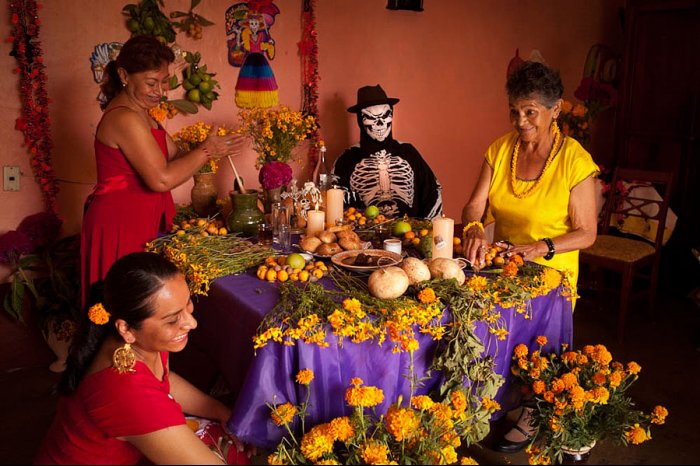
(100, 35, 175, 109)
(506, 61, 564, 108)
(59, 252, 180, 394)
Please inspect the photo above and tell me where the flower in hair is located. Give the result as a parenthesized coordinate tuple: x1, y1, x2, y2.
(88, 303, 110, 325)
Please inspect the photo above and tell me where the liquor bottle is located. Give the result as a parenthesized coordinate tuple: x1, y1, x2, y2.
(312, 146, 330, 190)
(312, 146, 330, 209)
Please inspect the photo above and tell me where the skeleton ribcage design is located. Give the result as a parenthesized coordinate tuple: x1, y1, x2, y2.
(350, 150, 414, 215)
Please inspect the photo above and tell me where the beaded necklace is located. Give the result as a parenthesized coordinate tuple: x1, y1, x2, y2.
(510, 122, 562, 199)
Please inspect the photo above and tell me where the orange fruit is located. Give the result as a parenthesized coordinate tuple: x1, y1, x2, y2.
(419, 228, 429, 237)
(256, 266, 268, 280)
(453, 237, 462, 246)
(277, 270, 289, 282)
(265, 269, 278, 282)
(299, 270, 310, 282)
(404, 231, 416, 240)
(411, 237, 421, 247)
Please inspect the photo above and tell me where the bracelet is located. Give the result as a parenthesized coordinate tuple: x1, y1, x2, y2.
(542, 237, 555, 260)
(463, 221, 484, 235)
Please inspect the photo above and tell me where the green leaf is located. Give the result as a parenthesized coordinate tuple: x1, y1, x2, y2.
(201, 99, 212, 111)
(7, 280, 26, 322)
(191, 0, 202, 9)
(170, 99, 199, 114)
(169, 11, 189, 18)
(195, 15, 215, 27)
(169, 75, 180, 89)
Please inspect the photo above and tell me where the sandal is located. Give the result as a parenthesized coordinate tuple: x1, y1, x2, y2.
(494, 408, 534, 454)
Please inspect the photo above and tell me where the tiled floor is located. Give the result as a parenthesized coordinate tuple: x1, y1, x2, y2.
(2, 277, 699, 465)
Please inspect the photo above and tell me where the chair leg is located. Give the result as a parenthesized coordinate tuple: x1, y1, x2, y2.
(649, 263, 660, 316)
(617, 269, 634, 343)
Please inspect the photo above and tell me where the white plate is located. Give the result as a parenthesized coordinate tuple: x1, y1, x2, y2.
(331, 249, 402, 272)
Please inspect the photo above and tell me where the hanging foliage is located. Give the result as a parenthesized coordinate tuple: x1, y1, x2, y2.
(298, 0, 321, 177)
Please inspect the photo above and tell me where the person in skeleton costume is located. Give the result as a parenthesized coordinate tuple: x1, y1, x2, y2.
(332, 85, 443, 219)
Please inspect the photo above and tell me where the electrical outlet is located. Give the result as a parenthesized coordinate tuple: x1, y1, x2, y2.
(4, 166, 20, 191)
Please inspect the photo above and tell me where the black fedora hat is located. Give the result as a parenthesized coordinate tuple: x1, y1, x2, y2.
(347, 84, 400, 113)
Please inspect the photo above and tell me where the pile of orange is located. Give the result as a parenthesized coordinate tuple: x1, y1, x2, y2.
(171, 218, 227, 236)
(343, 207, 387, 227)
(256, 255, 329, 283)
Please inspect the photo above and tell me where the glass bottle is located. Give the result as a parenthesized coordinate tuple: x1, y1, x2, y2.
(312, 146, 330, 209)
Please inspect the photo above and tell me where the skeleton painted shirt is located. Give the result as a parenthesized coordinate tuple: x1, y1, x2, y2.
(332, 140, 443, 219)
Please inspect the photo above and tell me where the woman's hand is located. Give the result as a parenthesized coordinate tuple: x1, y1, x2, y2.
(462, 225, 489, 269)
(201, 132, 245, 160)
(221, 419, 257, 459)
(503, 241, 547, 262)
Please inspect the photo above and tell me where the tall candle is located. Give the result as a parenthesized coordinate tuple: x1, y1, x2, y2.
(325, 188, 344, 227)
(306, 209, 325, 238)
(432, 216, 454, 259)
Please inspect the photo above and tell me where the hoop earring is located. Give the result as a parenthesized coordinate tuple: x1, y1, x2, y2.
(112, 343, 136, 374)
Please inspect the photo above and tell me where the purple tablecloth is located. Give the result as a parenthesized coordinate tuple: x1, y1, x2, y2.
(171, 269, 572, 449)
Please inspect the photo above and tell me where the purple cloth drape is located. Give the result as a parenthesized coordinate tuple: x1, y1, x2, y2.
(172, 269, 572, 449)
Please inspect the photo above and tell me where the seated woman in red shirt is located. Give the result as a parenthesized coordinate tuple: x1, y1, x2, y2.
(35, 252, 252, 465)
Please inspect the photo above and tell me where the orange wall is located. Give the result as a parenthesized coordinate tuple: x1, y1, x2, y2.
(0, 0, 624, 279)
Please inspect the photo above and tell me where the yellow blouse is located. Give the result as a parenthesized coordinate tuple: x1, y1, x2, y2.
(485, 131, 599, 286)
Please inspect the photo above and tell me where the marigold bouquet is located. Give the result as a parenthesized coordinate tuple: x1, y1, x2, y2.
(511, 337, 668, 465)
(558, 100, 592, 146)
(173, 122, 232, 174)
(237, 105, 318, 169)
(267, 369, 485, 465)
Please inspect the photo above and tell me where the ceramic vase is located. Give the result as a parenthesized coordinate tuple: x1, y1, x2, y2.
(559, 440, 596, 465)
(227, 190, 264, 237)
(191, 173, 219, 217)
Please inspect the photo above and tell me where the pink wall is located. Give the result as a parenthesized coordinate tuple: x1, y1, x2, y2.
(0, 0, 624, 280)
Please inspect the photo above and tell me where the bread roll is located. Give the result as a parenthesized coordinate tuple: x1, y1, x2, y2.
(318, 230, 338, 244)
(317, 242, 342, 256)
(339, 238, 362, 251)
(300, 236, 322, 253)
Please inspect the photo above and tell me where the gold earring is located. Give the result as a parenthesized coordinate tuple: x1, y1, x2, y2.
(112, 343, 136, 374)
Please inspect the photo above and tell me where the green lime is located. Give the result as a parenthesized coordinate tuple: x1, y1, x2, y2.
(143, 16, 155, 31)
(189, 73, 202, 86)
(198, 81, 211, 92)
(182, 79, 194, 91)
(392, 220, 412, 237)
(187, 88, 201, 103)
(202, 73, 211, 82)
(365, 205, 379, 219)
(286, 253, 306, 270)
(127, 19, 140, 33)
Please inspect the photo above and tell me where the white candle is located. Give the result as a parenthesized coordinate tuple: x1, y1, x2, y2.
(325, 188, 344, 227)
(306, 209, 325, 238)
(432, 216, 454, 259)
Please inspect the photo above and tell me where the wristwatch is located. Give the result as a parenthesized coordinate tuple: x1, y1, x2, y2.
(542, 238, 555, 261)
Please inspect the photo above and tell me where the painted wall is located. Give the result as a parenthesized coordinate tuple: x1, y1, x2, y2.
(0, 0, 624, 280)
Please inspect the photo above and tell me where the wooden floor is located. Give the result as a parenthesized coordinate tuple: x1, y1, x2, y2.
(2, 280, 699, 465)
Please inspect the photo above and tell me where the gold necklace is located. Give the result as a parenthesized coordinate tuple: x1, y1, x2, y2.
(510, 122, 562, 199)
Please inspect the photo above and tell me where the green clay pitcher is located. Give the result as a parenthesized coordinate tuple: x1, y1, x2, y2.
(227, 190, 264, 237)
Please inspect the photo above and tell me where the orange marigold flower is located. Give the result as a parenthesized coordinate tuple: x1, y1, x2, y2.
(533, 380, 546, 395)
(514, 343, 529, 358)
(271, 402, 297, 426)
(345, 384, 384, 408)
(561, 372, 578, 390)
(543, 391, 555, 403)
(329, 416, 355, 442)
(481, 397, 501, 412)
(450, 390, 467, 414)
(627, 361, 642, 375)
(267, 453, 285, 465)
(501, 261, 519, 277)
(460, 457, 479, 465)
(386, 405, 420, 441)
(625, 423, 650, 445)
(411, 395, 435, 411)
(417, 287, 438, 304)
(300, 424, 335, 461)
(561, 351, 577, 363)
(592, 372, 607, 386)
(536, 335, 548, 347)
(295, 368, 314, 385)
(609, 370, 623, 388)
(360, 440, 390, 465)
(88, 303, 110, 325)
(651, 405, 668, 425)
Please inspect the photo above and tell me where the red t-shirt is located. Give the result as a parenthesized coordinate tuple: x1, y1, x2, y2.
(34, 352, 185, 465)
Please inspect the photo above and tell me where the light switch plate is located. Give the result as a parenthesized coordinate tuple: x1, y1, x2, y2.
(4, 166, 20, 191)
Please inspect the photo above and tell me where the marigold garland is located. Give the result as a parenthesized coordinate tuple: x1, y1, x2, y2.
(298, 0, 321, 177)
(8, 0, 58, 213)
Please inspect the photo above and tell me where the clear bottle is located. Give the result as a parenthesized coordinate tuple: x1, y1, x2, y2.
(312, 146, 330, 209)
(312, 146, 330, 190)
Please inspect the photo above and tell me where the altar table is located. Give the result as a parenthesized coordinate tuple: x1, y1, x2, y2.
(170, 269, 573, 449)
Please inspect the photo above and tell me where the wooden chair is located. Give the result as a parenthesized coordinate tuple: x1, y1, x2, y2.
(580, 168, 674, 342)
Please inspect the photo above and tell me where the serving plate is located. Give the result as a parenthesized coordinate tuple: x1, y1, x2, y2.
(331, 249, 402, 272)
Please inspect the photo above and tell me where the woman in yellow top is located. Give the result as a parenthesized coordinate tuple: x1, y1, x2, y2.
(461, 61, 599, 453)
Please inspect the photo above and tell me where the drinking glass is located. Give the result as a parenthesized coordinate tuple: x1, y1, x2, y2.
(271, 202, 289, 241)
(278, 223, 291, 252)
(257, 223, 273, 247)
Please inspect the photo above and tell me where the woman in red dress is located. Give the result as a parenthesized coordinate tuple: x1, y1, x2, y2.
(35, 252, 253, 464)
(81, 35, 244, 306)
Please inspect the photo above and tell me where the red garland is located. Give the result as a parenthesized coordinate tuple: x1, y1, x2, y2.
(8, 0, 58, 213)
(298, 0, 320, 178)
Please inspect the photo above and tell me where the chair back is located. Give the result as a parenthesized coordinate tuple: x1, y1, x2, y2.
(599, 168, 674, 251)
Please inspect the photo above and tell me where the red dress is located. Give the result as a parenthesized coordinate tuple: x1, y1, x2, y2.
(80, 108, 175, 306)
(34, 352, 185, 465)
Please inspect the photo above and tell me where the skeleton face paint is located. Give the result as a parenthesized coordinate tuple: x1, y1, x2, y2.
(361, 104, 393, 142)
